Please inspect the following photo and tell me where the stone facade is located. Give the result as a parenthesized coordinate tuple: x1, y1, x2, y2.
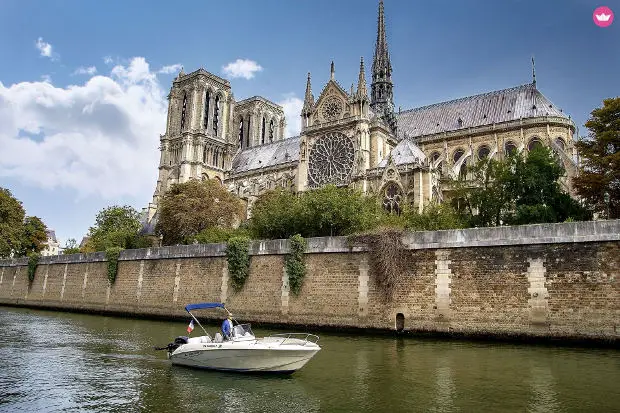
(143, 1, 580, 225)
(1, 221, 618, 343)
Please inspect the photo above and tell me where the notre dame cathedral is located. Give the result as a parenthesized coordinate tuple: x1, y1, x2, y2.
(143, 1, 579, 228)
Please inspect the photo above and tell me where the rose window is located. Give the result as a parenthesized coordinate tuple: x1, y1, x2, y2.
(307, 133, 355, 188)
(321, 96, 344, 121)
(382, 182, 403, 215)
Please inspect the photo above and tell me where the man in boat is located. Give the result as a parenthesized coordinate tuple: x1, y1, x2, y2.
(222, 315, 233, 340)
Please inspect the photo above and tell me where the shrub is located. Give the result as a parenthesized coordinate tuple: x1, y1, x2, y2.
(105, 247, 124, 284)
(286, 234, 307, 295)
(27, 253, 41, 283)
(226, 237, 251, 291)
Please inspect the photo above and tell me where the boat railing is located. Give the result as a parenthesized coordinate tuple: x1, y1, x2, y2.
(267, 333, 320, 346)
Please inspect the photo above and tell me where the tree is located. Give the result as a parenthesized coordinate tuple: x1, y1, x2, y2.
(0, 188, 26, 258)
(18, 216, 48, 256)
(155, 179, 245, 245)
(250, 185, 380, 239)
(573, 97, 620, 219)
(405, 202, 469, 231)
(87, 205, 145, 251)
(63, 238, 81, 255)
(449, 146, 590, 226)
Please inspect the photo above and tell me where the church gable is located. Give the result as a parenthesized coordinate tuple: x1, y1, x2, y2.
(313, 80, 352, 125)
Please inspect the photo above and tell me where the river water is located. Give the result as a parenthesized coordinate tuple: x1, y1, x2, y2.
(0, 307, 618, 413)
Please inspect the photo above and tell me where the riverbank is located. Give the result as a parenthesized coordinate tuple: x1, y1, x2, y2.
(1, 220, 618, 346)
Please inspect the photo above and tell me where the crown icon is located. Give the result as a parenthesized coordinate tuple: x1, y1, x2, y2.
(596, 13, 612, 22)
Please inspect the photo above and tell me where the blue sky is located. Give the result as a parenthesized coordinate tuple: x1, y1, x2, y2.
(0, 0, 618, 246)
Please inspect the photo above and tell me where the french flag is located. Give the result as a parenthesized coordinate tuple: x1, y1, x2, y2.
(187, 320, 195, 333)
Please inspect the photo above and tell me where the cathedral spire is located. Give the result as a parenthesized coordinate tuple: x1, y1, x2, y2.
(371, 0, 396, 133)
(330, 61, 335, 81)
(302, 72, 314, 114)
(357, 57, 368, 98)
(531, 56, 537, 87)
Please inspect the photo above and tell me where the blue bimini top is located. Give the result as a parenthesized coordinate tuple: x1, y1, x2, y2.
(185, 302, 225, 312)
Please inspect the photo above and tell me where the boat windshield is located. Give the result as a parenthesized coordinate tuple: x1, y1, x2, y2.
(233, 323, 254, 338)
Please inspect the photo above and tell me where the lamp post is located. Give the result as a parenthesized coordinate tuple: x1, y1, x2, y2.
(604, 192, 610, 219)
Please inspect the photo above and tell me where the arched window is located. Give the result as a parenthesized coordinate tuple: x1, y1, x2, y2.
(203, 146, 207, 164)
(214, 150, 219, 167)
(238, 118, 244, 149)
(213, 95, 220, 136)
(246, 117, 251, 148)
(269, 119, 275, 142)
(477, 145, 490, 160)
(505, 141, 517, 156)
(453, 149, 465, 164)
(203, 91, 210, 129)
(382, 182, 403, 215)
(528, 137, 543, 151)
(180, 92, 187, 131)
(555, 137, 566, 151)
(261, 116, 266, 145)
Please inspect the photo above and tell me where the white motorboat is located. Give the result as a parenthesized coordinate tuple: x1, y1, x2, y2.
(157, 302, 321, 374)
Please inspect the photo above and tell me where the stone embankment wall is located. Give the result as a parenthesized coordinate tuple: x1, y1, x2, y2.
(0, 221, 618, 343)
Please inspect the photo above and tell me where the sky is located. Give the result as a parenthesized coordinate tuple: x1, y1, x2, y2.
(0, 0, 619, 247)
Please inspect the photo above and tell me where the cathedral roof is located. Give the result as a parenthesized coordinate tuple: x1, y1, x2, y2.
(397, 83, 571, 139)
(229, 137, 300, 175)
(378, 138, 427, 167)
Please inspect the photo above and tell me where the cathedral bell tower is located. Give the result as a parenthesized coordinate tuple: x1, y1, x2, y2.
(370, 0, 397, 134)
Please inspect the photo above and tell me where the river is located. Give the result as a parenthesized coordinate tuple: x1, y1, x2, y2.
(0, 306, 618, 412)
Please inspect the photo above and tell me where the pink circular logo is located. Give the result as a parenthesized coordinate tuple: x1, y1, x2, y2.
(593, 6, 614, 27)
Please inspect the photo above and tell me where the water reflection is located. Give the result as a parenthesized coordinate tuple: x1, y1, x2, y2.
(1, 307, 619, 413)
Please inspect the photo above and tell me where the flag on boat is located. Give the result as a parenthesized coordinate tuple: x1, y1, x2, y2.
(187, 319, 194, 333)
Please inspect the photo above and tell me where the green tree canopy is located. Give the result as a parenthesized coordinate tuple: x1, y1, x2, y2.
(62, 238, 81, 255)
(573, 97, 620, 219)
(250, 185, 380, 239)
(87, 205, 146, 251)
(18, 216, 49, 256)
(450, 146, 591, 226)
(0, 188, 26, 258)
(155, 179, 245, 245)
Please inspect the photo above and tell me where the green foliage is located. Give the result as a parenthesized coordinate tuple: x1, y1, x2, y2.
(286, 234, 307, 295)
(156, 179, 245, 246)
(573, 97, 620, 218)
(404, 202, 469, 231)
(62, 238, 81, 255)
(250, 185, 380, 239)
(27, 253, 41, 283)
(0, 188, 25, 258)
(18, 216, 49, 257)
(88, 205, 145, 251)
(105, 247, 124, 284)
(450, 146, 591, 226)
(225, 237, 251, 291)
(193, 226, 254, 244)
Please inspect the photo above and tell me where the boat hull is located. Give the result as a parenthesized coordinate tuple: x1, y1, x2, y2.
(169, 341, 320, 373)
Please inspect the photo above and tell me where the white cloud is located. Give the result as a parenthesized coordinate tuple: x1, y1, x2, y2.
(158, 64, 182, 74)
(35, 37, 55, 59)
(222, 59, 263, 79)
(103, 56, 114, 65)
(0, 57, 168, 201)
(41, 75, 52, 83)
(73, 66, 97, 76)
(277, 94, 303, 138)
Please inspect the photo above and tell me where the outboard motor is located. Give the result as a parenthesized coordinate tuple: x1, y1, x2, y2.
(154, 336, 189, 354)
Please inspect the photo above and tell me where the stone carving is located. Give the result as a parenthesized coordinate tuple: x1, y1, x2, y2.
(382, 182, 403, 214)
(321, 96, 344, 122)
(308, 133, 355, 188)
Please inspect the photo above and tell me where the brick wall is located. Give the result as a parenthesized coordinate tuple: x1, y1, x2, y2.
(0, 221, 618, 342)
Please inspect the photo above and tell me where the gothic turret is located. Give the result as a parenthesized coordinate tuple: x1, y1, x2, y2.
(357, 57, 368, 100)
(370, 0, 397, 133)
(302, 72, 314, 115)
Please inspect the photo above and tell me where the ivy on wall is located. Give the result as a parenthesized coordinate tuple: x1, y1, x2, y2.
(105, 247, 124, 284)
(226, 237, 251, 291)
(27, 253, 40, 283)
(286, 234, 307, 295)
